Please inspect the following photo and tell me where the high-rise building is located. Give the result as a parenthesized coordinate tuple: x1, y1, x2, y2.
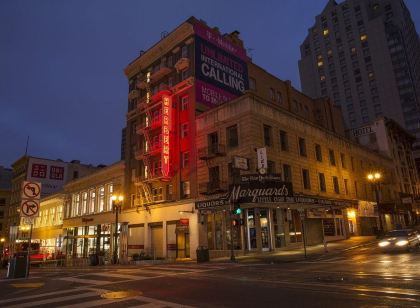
(299, 0, 420, 155)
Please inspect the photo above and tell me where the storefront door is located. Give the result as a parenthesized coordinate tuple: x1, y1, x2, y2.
(260, 209, 270, 251)
(176, 232, 190, 259)
(246, 209, 257, 250)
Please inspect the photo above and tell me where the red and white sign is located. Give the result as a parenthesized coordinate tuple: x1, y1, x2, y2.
(20, 199, 40, 218)
(161, 95, 172, 178)
(31, 164, 47, 178)
(22, 181, 41, 199)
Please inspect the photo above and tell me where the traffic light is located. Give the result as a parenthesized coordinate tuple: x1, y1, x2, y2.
(233, 203, 242, 215)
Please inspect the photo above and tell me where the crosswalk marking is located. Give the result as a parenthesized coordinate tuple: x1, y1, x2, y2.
(5, 291, 98, 308)
(59, 296, 134, 308)
(0, 288, 81, 305)
(90, 272, 151, 280)
(58, 276, 111, 285)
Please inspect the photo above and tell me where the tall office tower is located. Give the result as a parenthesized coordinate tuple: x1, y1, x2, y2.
(299, 0, 420, 155)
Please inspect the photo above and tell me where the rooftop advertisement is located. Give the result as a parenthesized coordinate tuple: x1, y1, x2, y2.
(194, 23, 249, 107)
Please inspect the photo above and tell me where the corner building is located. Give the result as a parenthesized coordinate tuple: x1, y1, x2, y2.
(123, 17, 249, 259)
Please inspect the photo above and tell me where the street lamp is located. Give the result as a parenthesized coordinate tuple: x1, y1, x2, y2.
(111, 194, 124, 265)
(367, 172, 383, 233)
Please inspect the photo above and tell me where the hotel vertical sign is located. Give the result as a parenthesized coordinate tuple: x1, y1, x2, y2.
(162, 95, 171, 178)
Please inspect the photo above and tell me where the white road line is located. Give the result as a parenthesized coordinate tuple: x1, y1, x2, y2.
(5, 291, 98, 308)
(0, 288, 82, 305)
(90, 272, 151, 280)
(59, 296, 133, 308)
(131, 295, 196, 308)
(58, 276, 111, 285)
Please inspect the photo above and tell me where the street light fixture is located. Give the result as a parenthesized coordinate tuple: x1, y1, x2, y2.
(111, 194, 124, 265)
(367, 172, 383, 233)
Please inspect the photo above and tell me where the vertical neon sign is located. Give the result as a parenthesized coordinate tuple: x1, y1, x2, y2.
(162, 95, 171, 178)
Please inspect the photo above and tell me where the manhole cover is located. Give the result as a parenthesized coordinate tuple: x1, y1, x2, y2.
(10, 282, 45, 288)
(101, 290, 142, 299)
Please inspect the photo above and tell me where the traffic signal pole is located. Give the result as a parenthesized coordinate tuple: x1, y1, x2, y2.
(229, 201, 236, 262)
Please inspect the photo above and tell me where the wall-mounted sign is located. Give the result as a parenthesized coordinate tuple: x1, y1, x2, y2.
(351, 125, 375, 138)
(194, 22, 248, 107)
(256, 148, 267, 173)
(161, 94, 172, 178)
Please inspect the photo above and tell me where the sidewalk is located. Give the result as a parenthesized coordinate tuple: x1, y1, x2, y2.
(211, 236, 376, 264)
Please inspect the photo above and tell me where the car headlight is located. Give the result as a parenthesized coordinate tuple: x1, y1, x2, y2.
(396, 240, 409, 246)
(379, 241, 390, 247)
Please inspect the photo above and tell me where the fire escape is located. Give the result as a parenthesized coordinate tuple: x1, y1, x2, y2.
(134, 63, 173, 209)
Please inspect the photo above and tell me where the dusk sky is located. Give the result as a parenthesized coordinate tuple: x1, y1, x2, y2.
(1, 0, 419, 168)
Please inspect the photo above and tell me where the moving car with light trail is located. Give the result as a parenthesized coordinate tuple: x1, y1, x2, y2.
(378, 229, 420, 251)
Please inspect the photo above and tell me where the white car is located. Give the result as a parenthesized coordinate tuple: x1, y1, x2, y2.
(378, 229, 420, 251)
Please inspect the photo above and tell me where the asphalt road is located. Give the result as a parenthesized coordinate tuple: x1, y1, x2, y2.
(1, 243, 420, 307)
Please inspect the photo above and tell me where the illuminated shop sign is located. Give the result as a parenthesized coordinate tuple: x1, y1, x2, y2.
(194, 23, 248, 107)
(161, 95, 172, 178)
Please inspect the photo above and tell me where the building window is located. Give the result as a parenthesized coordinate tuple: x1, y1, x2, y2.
(227, 125, 239, 148)
(280, 130, 288, 151)
(319, 173, 326, 192)
(181, 96, 189, 111)
(283, 164, 292, 182)
(107, 184, 113, 211)
(249, 77, 256, 90)
(89, 189, 96, 213)
(263, 125, 272, 146)
(340, 153, 346, 168)
(267, 161, 276, 174)
(315, 144, 322, 161)
(351, 156, 355, 171)
(181, 123, 189, 138)
(298, 138, 307, 157)
(276, 91, 283, 104)
(182, 151, 189, 168)
(181, 181, 190, 199)
(98, 186, 105, 212)
(302, 169, 311, 189)
(344, 179, 349, 195)
(181, 45, 188, 58)
(333, 176, 340, 194)
(269, 88, 275, 100)
(329, 149, 336, 166)
(82, 192, 88, 215)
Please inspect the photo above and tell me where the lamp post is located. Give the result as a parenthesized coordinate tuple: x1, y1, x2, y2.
(111, 194, 124, 265)
(367, 172, 383, 233)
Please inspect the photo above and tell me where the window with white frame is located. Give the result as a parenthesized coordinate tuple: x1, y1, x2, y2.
(89, 189, 96, 213)
(98, 186, 105, 212)
(181, 123, 189, 138)
(107, 184, 113, 211)
(82, 192, 88, 215)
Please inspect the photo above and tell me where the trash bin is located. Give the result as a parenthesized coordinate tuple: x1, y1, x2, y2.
(7, 252, 28, 279)
(196, 246, 209, 263)
(89, 254, 99, 266)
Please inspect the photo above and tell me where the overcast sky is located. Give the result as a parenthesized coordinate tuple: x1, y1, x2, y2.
(1, 0, 419, 168)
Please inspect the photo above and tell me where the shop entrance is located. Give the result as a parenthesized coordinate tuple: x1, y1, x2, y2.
(259, 209, 270, 251)
(176, 232, 190, 259)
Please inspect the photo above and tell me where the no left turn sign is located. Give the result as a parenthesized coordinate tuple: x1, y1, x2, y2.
(22, 181, 41, 199)
(20, 199, 40, 218)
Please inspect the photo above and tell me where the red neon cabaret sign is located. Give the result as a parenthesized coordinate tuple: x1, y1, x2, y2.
(161, 95, 171, 178)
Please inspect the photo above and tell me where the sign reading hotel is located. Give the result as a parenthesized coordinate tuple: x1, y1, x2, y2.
(194, 22, 249, 107)
(161, 94, 172, 179)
